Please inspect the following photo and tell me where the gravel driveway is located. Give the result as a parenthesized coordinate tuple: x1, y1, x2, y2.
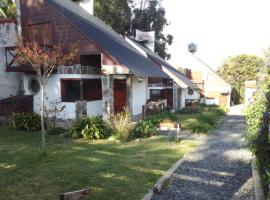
(152, 105, 254, 200)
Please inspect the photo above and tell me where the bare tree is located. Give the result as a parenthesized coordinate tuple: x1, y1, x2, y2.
(15, 41, 77, 152)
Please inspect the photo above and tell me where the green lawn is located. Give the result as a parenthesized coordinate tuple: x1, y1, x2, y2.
(0, 126, 198, 200)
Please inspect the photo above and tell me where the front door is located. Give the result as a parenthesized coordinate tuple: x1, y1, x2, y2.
(113, 79, 126, 113)
(162, 89, 173, 108)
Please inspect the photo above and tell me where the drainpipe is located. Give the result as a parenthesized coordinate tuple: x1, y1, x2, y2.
(15, 0, 24, 96)
(15, 0, 22, 39)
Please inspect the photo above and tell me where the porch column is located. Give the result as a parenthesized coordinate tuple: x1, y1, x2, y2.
(126, 75, 132, 114)
(173, 82, 179, 111)
(101, 75, 113, 118)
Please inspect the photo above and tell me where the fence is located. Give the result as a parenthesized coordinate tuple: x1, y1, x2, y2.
(0, 95, 33, 116)
(142, 99, 167, 119)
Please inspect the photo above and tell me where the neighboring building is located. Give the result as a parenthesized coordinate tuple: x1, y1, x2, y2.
(126, 38, 200, 110)
(184, 53, 231, 108)
(244, 80, 256, 108)
(0, 18, 20, 100)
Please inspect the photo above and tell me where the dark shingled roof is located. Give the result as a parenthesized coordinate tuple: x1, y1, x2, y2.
(129, 40, 199, 89)
(47, 0, 169, 78)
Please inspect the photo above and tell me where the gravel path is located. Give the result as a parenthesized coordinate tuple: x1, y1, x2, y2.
(152, 105, 254, 200)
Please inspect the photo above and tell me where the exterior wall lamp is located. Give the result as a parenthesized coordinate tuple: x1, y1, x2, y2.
(137, 77, 144, 83)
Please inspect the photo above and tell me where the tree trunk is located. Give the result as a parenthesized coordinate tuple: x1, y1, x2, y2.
(40, 84, 46, 152)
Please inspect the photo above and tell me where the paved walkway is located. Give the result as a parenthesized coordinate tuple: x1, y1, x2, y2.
(153, 105, 255, 200)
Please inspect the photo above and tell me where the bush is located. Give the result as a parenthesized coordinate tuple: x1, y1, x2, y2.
(131, 109, 178, 139)
(132, 119, 157, 138)
(178, 106, 201, 114)
(69, 116, 110, 140)
(196, 112, 217, 126)
(10, 112, 41, 131)
(110, 111, 133, 141)
(189, 120, 212, 133)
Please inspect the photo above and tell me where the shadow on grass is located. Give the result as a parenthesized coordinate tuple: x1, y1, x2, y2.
(0, 127, 197, 200)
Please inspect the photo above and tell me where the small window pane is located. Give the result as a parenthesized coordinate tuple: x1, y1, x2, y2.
(62, 80, 81, 102)
(83, 79, 102, 101)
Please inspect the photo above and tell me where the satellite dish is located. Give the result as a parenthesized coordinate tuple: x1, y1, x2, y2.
(188, 43, 197, 53)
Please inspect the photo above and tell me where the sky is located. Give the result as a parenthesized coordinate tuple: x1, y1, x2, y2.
(163, 0, 270, 70)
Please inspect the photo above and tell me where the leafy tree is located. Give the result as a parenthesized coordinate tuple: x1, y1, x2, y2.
(91, 0, 173, 60)
(177, 66, 185, 74)
(131, 0, 173, 59)
(0, 0, 16, 18)
(94, 0, 132, 35)
(15, 41, 77, 152)
(218, 54, 264, 104)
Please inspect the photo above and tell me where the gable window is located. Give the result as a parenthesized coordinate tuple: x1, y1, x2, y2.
(61, 79, 102, 102)
(80, 54, 101, 74)
(26, 22, 53, 46)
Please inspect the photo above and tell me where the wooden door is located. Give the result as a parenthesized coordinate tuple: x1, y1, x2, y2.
(219, 93, 228, 108)
(162, 89, 173, 108)
(113, 79, 126, 113)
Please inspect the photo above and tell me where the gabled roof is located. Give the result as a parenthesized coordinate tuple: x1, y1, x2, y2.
(190, 53, 231, 87)
(47, 0, 169, 78)
(126, 39, 199, 89)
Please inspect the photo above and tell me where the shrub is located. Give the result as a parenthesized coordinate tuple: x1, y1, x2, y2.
(110, 111, 133, 141)
(10, 112, 41, 131)
(178, 106, 201, 114)
(189, 120, 212, 133)
(132, 119, 157, 138)
(206, 107, 226, 116)
(196, 112, 217, 126)
(131, 109, 178, 139)
(69, 116, 110, 140)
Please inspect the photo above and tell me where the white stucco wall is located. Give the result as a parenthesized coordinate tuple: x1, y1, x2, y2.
(132, 76, 147, 116)
(245, 87, 256, 108)
(0, 22, 20, 100)
(180, 89, 186, 109)
(23, 74, 103, 119)
(185, 88, 200, 100)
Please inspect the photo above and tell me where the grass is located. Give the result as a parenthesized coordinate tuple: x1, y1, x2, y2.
(0, 126, 198, 200)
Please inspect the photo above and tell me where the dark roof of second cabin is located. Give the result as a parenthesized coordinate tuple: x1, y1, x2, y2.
(46, 0, 169, 78)
(130, 40, 199, 89)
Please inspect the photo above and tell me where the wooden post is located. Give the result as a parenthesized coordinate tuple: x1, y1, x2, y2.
(60, 189, 91, 200)
(176, 123, 181, 141)
(142, 105, 145, 119)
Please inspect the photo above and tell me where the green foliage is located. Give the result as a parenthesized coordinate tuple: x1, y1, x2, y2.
(93, 0, 132, 35)
(110, 111, 134, 141)
(245, 58, 270, 195)
(0, 0, 16, 18)
(188, 120, 212, 133)
(91, 0, 173, 60)
(189, 106, 226, 133)
(132, 109, 177, 138)
(218, 54, 264, 104)
(69, 116, 110, 140)
(196, 112, 217, 126)
(131, 0, 173, 59)
(10, 112, 41, 131)
(178, 106, 201, 114)
(132, 119, 157, 138)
